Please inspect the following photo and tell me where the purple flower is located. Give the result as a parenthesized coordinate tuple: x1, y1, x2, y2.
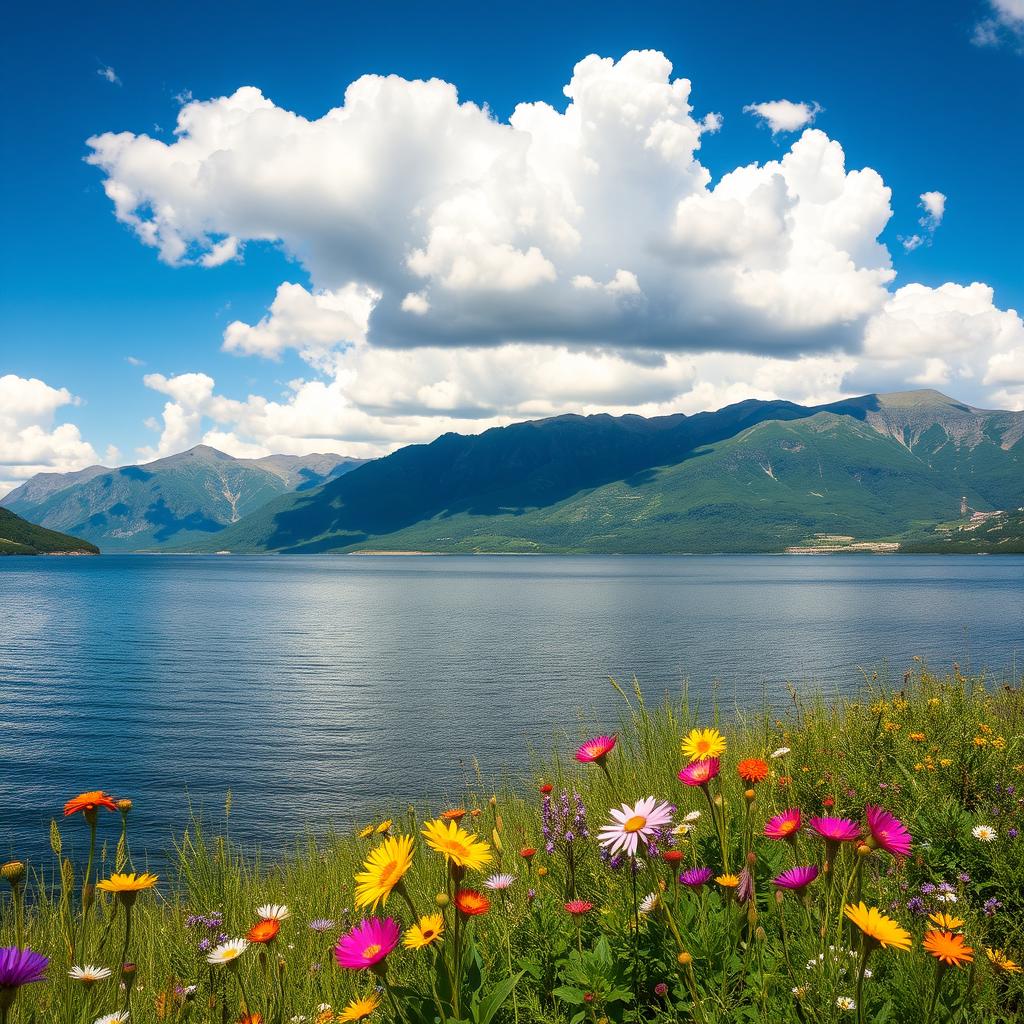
(984, 897, 1002, 917)
(906, 897, 926, 915)
(680, 867, 714, 888)
(0, 946, 49, 989)
(920, 883, 936, 895)
(773, 866, 819, 892)
(957, 872, 971, 884)
(542, 790, 588, 853)
(937, 882, 954, 894)
(309, 919, 335, 934)
(1009, 828, 1019, 839)
(737, 867, 754, 904)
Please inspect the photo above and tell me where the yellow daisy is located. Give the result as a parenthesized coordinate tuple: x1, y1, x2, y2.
(715, 873, 739, 888)
(928, 911, 964, 931)
(357, 824, 375, 839)
(681, 728, 726, 762)
(843, 902, 912, 951)
(403, 913, 444, 949)
(336, 992, 382, 1022)
(986, 947, 1023, 973)
(375, 819, 393, 834)
(96, 872, 158, 897)
(421, 819, 492, 871)
(353, 835, 415, 910)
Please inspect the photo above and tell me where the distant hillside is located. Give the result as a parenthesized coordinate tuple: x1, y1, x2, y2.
(0, 508, 99, 556)
(901, 508, 1024, 554)
(192, 390, 1024, 554)
(3, 446, 366, 552)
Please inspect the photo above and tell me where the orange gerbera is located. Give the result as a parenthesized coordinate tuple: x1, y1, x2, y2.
(737, 758, 769, 785)
(454, 889, 490, 916)
(64, 791, 118, 817)
(923, 930, 973, 967)
(441, 809, 466, 821)
(246, 919, 281, 944)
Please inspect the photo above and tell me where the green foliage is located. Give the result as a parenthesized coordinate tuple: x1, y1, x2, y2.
(0, 507, 98, 555)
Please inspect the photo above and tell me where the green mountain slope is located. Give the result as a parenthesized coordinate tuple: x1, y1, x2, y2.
(901, 508, 1024, 553)
(0, 508, 99, 556)
(197, 390, 1024, 554)
(2, 446, 366, 552)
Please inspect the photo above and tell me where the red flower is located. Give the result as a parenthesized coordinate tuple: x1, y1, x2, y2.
(737, 759, 769, 785)
(520, 848, 536, 859)
(661, 850, 684, 864)
(247, 919, 281, 944)
(564, 900, 594, 915)
(822, 796, 835, 808)
(539, 784, 553, 795)
(64, 791, 118, 817)
(454, 889, 490, 916)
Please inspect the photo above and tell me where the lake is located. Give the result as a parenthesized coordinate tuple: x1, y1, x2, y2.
(1, 554, 1022, 863)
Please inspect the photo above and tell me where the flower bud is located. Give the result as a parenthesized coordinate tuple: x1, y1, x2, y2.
(117, 799, 133, 814)
(746, 851, 757, 866)
(435, 893, 449, 908)
(744, 788, 756, 803)
(489, 795, 497, 807)
(1, 861, 25, 887)
(857, 843, 872, 858)
(654, 982, 668, 998)
(677, 951, 692, 965)
(537, 866, 548, 878)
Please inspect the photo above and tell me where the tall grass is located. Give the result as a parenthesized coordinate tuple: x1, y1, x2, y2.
(2, 663, 1023, 1023)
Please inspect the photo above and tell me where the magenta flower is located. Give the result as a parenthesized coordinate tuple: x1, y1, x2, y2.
(0, 946, 49, 989)
(864, 804, 911, 857)
(809, 816, 861, 843)
(679, 866, 714, 888)
(764, 808, 802, 840)
(564, 900, 594, 915)
(773, 865, 819, 891)
(678, 758, 720, 787)
(575, 735, 616, 764)
(334, 918, 400, 970)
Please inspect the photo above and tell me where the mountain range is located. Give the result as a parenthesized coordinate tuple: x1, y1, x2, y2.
(2, 447, 365, 552)
(4, 389, 1022, 555)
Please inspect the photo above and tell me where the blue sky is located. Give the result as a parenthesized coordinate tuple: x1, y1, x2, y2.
(2, 0, 1023, 491)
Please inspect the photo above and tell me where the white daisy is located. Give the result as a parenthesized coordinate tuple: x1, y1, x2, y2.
(683, 810, 701, 823)
(639, 891, 660, 914)
(935, 892, 959, 904)
(206, 938, 249, 966)
(771, 747, 791, 759)
(598, 797, 674, 858)
(483, 873, 516, 891)
(836, 996, 856, 1011)
(93, 1013, 130, 1024)
(256, 903, 291, 921)
(972, 824, 997, 842)
(69, 965, 113, 985)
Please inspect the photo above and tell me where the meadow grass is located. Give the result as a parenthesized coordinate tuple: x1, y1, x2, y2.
(2, 662, 1023, 1024)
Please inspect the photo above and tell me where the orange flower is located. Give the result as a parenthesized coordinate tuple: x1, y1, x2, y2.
(923, 930, 973, 967)
(247, 919, 281, 944)
(238, 1015, 264, 1024)
(440, 809, 466, 821)
(737, 759, 769, 785)
(64, 791, 118, 817)
(454, 889, 490, 916)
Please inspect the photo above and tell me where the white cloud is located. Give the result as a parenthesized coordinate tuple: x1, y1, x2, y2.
(97, 65, 121, 86)
(0, 376, 102, 497)
(743, 99, 822, 134)
(78, 49, 1024, 458)
(974, 0, 1024, 47)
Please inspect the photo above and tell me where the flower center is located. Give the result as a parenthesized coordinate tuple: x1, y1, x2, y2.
(623, 815, 647, 833)
(362, 943, 381, 959)
(379, 862, 399, 885)
(423, 929, 435, 940)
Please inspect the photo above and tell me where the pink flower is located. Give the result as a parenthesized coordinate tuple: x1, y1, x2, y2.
(809, 816, 861, 844)
(678, 758, 720, 787)
(575, 735, 616, 764)
(773, 866, 818, 891)
(764, 808, 802, 840)
(564, 900, 594, 915)
(679, 867, 714, 888)
(598, 798, 674, 858)
(334, 918, 400, 970)
(864, 805, 911, 857)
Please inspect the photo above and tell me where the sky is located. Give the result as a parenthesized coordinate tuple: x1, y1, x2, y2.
(2, 0, 1023, 495)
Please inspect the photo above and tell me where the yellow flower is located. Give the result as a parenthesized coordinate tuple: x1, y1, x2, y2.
(927, 698, 941, 708)
(928, 912, 964, 931)
(939, 758, 953, 768)
(715, 873, 739, 888)
(986, 948, 1023, 973)
(375, 819, 393, 834)
(354, 835, 415, 910)
(403, 913, 444, 949)
(979, 723, 992, 735)
(909, 732, 926, 742)
(883, 721, 900, 732)
(96, 872, 158, 894)
(357, 824, 375, 839)
(993, 737, 1007, 750)
(843, 903, 911, 951)
(681, 728, 726, 762)
(336, 992, 382, 1022)
(973, 736, 988, 747)
(421, 819, 492, 871)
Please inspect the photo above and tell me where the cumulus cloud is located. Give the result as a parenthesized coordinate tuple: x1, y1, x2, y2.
(79, 50, 1024, 457)
(97, 65, 121, 86)
(973, 0, 1024, 49)
(743, 99, 822, 134)
(0, 376, 102, 497)
(900, 190, 947, 252)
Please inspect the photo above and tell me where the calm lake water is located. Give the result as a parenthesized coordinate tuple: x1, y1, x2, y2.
(1, 554, 1022, 862)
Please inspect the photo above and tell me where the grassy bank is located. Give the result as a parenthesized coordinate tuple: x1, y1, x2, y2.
(2, 664, 1023, 1024)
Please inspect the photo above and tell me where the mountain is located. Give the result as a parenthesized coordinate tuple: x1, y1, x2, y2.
(2, 446, 367, 552)
(0, 508, 99, 556)
(194, 390, 1024, 554)
(902, 508, 1024, 554)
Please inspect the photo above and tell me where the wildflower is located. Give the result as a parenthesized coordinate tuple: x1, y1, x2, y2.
(973, 736, 987, 747)
(375, 820, 392, 834)
(207, 938, 249, 966)
(309, 919, 335, 934)
(681, 728, 726, 762)
(256, 904, 291, 922)
(909, 732, 926, 742)
(357, 825, 375, 839)
(565, 900, 594, 915)
(0, 946, 49, 1017)
(774, 866, 819, 892)
(483, 873, 516, 891)
(972, 824, 996, 842)
(737, 758, 769, 784)
(334, 918, 401, 970)
(520, 848, 536, 859)
(983, 898, 1002, 917)
(69, 965, 113, 985)
(906, 897, 927, 915)
(680, 867, 714, 888)
(986, 948, 1022, 973)
(440, 809, 466, 821)
(639, 892, 660, 914)
(336, 993, 382, 1022)
(64, 791, 118, 817)
(421, 819, 492, 871)
(716, 874, 739, 893)
(929, 912, 964, 930)
(454, 889, 490, 917)
(93, 1014, 130, 1024)
(354, 835, 415, 910)
(923, 931, 973, 967)
(810, 816, 860, 844)
(677, 758, 720, 787)
(661, 850, 684, 865)
(836, 996, 856, 1011)
(403, 914, 444, 949)
(764, 808, 801, 840)
(0, 862, 25, 887)
(598, 798, 674, 858)
(575, 734, 616, 764)
(539, 784, 553, 794)
(771, 747, 790, 759)
(247, 919, 281, 944)
(864, 805, 911, 857)
(843, 903, 911, 951)
(654, 982, 668, 997)
(683, 810, 701, 822)
(96, 872, 158, 903)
